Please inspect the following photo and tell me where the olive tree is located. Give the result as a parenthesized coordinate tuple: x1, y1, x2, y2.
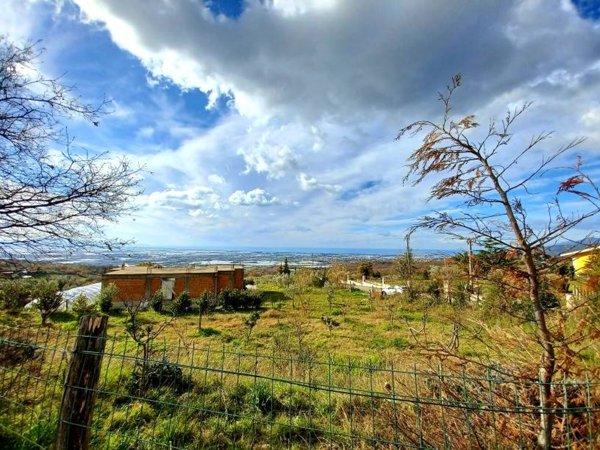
(398, 74, 600, 448)
(0, 38, 142, 258)
(33, 280, 63, 325)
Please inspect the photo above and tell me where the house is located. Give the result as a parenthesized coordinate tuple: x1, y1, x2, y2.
(560, 246, 599, 307)
(102, 265, 244, 303)
(560, 246, 599, 276)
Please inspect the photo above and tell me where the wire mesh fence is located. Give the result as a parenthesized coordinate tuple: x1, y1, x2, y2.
(0, 322, 599, 449)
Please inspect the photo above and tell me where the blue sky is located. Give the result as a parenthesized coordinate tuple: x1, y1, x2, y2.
(2, 0, 600, 251)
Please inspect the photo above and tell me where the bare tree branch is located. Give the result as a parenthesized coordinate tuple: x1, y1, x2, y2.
(0, 38, 143, 259)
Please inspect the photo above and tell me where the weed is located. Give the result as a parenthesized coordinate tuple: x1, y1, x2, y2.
(196, 327, 220, 337)
(108, 401, 155, 431)
(251, 381, 282, 415)
(127, 359, 191, 395)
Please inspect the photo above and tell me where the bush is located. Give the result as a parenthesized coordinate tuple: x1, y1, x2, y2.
(172, 291, 191, 315)
(273, 273, 292, 288)
(197, 291, 218, 330)
(219, 289, 262, 310)
(358, 261, 374, 278)
(127, 359, 191, 394)
(425, 281, 441, 303)
(198, 291, 217, 313)
(33, 280, 63, 325)
(150, 290, 164, 313)
(0, 279, 32, 311)
(98, 283, 118, 313)
(294, 267, 326, 288)
(71, 294, 97, 317)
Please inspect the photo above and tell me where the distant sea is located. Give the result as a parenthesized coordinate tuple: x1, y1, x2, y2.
(38, 246, 456, 268)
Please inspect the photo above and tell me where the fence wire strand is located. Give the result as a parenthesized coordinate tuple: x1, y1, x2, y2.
(0, 324, 599, 449)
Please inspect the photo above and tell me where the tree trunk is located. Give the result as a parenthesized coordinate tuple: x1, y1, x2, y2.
(140, 342, 149, 394)
(486, 163, 556, 449)
(470, 182, 555, 448)
(527, 263, 555, 449)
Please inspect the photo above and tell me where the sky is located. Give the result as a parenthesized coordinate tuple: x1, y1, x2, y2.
(2, 0, 600, 252)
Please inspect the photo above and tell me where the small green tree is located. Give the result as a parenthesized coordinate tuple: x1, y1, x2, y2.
(324, 281, 335, 313)
(150, 290, 164, 313)
(71, 294, 97, 317)
(33, 280, 63, 325)
(282, 257, 291, 275)
(172, 291, 191, 315)
(197, 291, 216, 331)
(0, 279, 32, 311)
(358, 261, 374, 279)
(395, 250, 415, 285)
(245, 312, 260, 340)
(286, 284, 302, 309)
(321, 316, 340, 337)
(385, 294, 400, 327)
(97, 283, 118, 313)
(124, 302, 174, 394)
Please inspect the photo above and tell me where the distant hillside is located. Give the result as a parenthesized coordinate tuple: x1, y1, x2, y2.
(548, 238, 600, 256)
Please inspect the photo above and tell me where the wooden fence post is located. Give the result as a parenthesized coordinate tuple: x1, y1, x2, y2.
(56, 315, 108, 450)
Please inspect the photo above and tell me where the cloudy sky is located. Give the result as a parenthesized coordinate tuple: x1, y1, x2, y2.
(2, 0, 600, 251)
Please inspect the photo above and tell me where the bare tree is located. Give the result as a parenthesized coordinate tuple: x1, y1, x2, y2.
(124, 300, 174, 393)
(398, 74, 600, 448)
(0, 38, 142, 258)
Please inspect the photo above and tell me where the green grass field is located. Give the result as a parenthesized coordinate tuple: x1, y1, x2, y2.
(4, 272, 596, 373)
(1, 272, 599, 449)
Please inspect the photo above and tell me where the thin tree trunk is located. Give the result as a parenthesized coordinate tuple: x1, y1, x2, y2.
(525, 256, 555, 449)
(485, 159, 556, 449)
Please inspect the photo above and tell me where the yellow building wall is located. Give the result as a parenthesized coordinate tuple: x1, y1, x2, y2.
(573, 254, 593, 274)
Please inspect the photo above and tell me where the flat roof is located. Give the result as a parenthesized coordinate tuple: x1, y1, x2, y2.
(103, 265, 243, 277)
(559, 246, 599, 258)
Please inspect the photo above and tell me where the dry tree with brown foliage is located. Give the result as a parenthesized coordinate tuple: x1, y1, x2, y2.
(398, 74, 600, 448)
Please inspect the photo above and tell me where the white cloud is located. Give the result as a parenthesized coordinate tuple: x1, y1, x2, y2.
(228, 188, 278, 206)
(146, 185, 223, 214)
(4, 0, 599, 249)
(0, 0, 45, 43)
(298, 173, 340, 193)
(581, 107, 600, 127)
(71, 0, 600, 123)
(208, 174, 226, 185)
(239, 143, 297, 180)
(136, 126, 154, 139)
(270, 0, 338, 17)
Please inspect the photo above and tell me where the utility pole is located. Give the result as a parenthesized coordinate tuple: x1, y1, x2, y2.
(467, 238, 473, 293)
(405, 230, 413, 289)
(443, 255, 452, 303)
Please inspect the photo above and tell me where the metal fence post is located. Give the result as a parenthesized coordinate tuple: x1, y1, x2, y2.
(56, 315, 108, 450)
